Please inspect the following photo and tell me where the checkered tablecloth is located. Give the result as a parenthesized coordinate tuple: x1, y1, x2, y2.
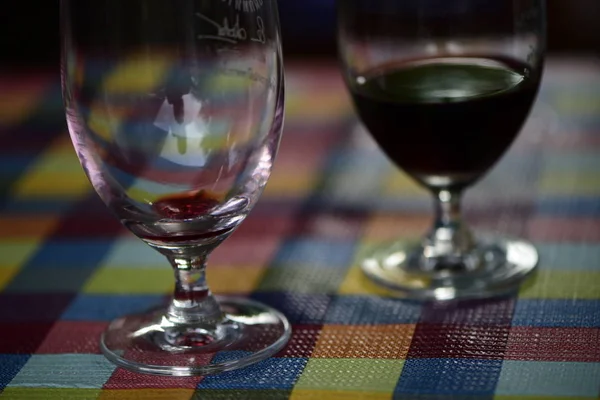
(1, 57, 600, 399)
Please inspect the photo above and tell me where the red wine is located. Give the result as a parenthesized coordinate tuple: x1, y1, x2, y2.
(350, 57, 541, 187)
(153, 190, 221, 220)
(133, 191, 236, 244)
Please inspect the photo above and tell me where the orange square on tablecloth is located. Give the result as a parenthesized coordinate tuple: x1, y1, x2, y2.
(0, 216, 59, 239)
(312, 324, 416, 359)
(0, 77, 48, 127)
(362, 213, 430, 242)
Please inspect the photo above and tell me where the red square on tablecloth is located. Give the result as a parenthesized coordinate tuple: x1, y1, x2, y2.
(36, 321, 107, 354)
(275, 324, 322, 358)
(98, 389, 195, 399)
(505, 326, 600, 362)
(210, 236, 283, 267)
(291, 211, 368, 240)
(407, 324, 511, 360)
(0, 322, 56, 353)
(50, 196, 125, 239)
(527, 217, 600, 242)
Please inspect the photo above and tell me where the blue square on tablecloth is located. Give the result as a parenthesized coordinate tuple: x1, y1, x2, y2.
(272, 238, 356, 268)
(394, 358, 502, 397)
(496, 361, 600, 397)
(0, 156, 36, 177)
(250, 293, 332, 324)
(0, 355, 30, 390)
(512, 299, 600, 327)
(536, 198, 600, 217)
(26, 240, 114, 269)
(198, 353, 307, 390)
(418, 296, 516, 325)
(100, 238, 164, 268)
(324, 295, 421, 325)
(328, 148, 390, 175)
(4, 267, 96, 293)
(535, 243, 600, 270)
(7, 354, 115, 389)
(105, 164, 137, 190)
(1, 198, 73, 214)
(61, 294, 164, 321)
(543, 152, 600, 172)
(323, 148, 390, 202)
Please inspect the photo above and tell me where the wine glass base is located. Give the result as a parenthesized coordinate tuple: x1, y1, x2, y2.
(362, 236, 539, 301)
(100, 296, 291, 376)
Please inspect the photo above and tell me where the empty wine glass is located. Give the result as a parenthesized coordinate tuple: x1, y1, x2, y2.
(61, 0, 289, 375)
(337, 0, 545, 300)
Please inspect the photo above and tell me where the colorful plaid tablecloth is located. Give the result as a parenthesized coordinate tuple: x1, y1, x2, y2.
(1, 57, 600, 399)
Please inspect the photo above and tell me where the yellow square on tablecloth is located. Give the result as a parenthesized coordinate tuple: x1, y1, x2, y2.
(12, 150, 90, 198)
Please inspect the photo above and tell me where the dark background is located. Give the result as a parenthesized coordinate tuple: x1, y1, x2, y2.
(1, 1, 599, 69)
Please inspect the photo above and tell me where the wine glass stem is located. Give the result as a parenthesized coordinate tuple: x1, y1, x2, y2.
(424, 189, 474, 259)
(167, 256, 223, 325)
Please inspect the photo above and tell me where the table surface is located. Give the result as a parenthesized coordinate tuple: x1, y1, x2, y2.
(1, 57, 600, 400)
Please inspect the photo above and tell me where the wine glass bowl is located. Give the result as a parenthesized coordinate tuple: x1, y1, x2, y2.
(62, 0, 289, 375)
(338, 0, 545, 300)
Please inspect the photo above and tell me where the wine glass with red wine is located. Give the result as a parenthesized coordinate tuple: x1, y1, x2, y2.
(337, 0, 545, 300)
(61, 0, 289, 375)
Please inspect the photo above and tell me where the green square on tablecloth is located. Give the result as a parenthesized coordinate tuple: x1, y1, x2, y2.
(294, 358, 404, 392)
(4, 267, 96, 293)
(519, 270, 600, 299)
(83, 267, 172, 294)
(0, 241, 40, 269)
(257, 265, 348, 294)
(0, 388, 100, 399)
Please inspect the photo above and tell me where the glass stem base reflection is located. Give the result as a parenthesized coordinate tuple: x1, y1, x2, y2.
(362, 236, 539, 300)
(100, 296, 291, 376)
